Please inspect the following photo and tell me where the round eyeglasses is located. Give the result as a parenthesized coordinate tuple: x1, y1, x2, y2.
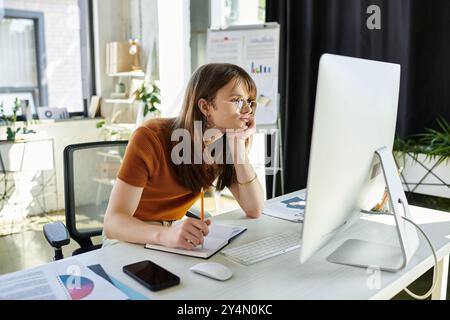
(230, 98, 257, 115)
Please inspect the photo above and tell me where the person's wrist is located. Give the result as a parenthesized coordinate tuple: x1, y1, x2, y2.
(154, 225, 167, 246)
(237, 171, 258, 186)
(228, 138, 246, 154)
(231, 142, 248, 164)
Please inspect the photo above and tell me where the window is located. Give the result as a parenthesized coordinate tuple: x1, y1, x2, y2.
(0, 11, 46, 116)
(210, 0, 266, 28)
(191, 0, 266, 72)
(0, 1, 95, 116)
(0, 18, 38, 90)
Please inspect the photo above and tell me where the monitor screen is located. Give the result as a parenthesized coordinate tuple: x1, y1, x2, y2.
(300, 54, 403, 264)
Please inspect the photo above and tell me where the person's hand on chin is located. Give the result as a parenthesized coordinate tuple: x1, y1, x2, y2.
(227, 115, 256, 141)
(202, 115, 256, 148)
(225, 115, 256, 164)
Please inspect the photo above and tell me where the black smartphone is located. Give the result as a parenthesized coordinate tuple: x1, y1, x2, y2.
(123, 260, 180, 292)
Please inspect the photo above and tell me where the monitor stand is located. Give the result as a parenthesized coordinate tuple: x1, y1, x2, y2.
(327, 146, 420, 272)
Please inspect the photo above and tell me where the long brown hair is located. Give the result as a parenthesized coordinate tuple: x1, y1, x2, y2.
(171, 63, 257, 193)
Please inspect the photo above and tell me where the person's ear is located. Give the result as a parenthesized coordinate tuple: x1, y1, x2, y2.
(198, 98, 210, 118)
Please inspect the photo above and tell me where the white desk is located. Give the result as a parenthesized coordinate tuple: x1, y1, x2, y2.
(4, 190, 450, 300)
(67, 190, 450, 300)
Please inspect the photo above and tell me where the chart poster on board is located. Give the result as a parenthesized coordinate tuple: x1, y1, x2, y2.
(207, 25, 280, 125)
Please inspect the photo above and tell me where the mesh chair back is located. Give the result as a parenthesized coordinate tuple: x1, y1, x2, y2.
(64, 141, 128, 247)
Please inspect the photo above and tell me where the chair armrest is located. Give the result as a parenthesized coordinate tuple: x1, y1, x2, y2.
(43, 222, 70, 248)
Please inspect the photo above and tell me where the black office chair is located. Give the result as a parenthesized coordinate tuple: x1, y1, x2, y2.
(43, 140, 212, 261)
(43, 141, 128, 260)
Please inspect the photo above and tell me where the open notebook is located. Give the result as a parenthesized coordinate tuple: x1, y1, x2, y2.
(145, 224, 247, 259)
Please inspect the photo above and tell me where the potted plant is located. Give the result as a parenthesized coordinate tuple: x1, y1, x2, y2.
(0, 98, 35, 142)
(134, 80, 162, 124)
(394, 117, 450, 198)
(96, 119, 133, 141)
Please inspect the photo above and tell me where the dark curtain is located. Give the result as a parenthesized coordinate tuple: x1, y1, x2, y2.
(266, 0, 450, 195)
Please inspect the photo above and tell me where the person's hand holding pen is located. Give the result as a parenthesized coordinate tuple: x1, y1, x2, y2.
(159, 217, 210, 250)
(159, 188, 210, 250)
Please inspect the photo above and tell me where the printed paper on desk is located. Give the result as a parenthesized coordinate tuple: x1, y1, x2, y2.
(0, 258, 128, 300)
(53, 259, 129, 300)
(263, 196, 305, 222)
(0, 266, 69, 300)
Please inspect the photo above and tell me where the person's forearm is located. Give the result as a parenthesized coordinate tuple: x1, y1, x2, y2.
(232, 140, 265, 218)
(104, 212, 165, 245)
(234, 163, 264, 217)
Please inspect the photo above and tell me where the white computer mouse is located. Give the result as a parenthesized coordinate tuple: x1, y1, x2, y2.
(190, 262, 233, 281)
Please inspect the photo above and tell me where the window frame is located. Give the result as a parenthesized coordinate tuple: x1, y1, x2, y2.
(0, 9, 48, 109)
(1, 3, 96, 118)
(78, 0, 96, 117)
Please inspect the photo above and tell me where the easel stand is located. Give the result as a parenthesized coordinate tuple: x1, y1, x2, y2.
(327, 146, 420, 272)
(256, 117, 284, 198)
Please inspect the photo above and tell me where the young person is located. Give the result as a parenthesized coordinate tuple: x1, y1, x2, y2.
(103, 63, 264, 249)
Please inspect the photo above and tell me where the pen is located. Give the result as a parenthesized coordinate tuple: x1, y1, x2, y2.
(200, 188, 204, 249)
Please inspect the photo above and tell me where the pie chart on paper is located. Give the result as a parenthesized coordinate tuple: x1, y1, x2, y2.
(59, 275, 95, 300)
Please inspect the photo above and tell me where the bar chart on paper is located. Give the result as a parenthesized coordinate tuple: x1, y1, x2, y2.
(251, 62, 272, 74)
(207, 23, 280, 125)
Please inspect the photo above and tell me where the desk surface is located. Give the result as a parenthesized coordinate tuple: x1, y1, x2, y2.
(71, 190, 450, 300)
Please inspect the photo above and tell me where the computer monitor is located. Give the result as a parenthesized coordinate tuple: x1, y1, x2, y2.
(300, 54, 419, 271)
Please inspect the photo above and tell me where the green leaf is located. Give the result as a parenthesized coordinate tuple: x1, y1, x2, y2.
(6, 127, 15, 141)
(96, 120, 105, 129)
(393, 116, 450, 162)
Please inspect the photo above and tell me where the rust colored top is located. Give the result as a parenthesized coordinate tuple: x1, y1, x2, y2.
(117, 118, 200, 221)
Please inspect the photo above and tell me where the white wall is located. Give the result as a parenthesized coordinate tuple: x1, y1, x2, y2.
(158, 0, 191, 117)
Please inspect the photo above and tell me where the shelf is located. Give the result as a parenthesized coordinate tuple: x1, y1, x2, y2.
(104, 98, 135, 104)
(106, 71, 145, 77)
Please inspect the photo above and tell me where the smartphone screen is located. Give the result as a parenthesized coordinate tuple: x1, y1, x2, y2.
(123, 260, 180, 292)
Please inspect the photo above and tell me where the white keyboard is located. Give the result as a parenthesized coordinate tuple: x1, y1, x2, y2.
(220, 231, 301, 265)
